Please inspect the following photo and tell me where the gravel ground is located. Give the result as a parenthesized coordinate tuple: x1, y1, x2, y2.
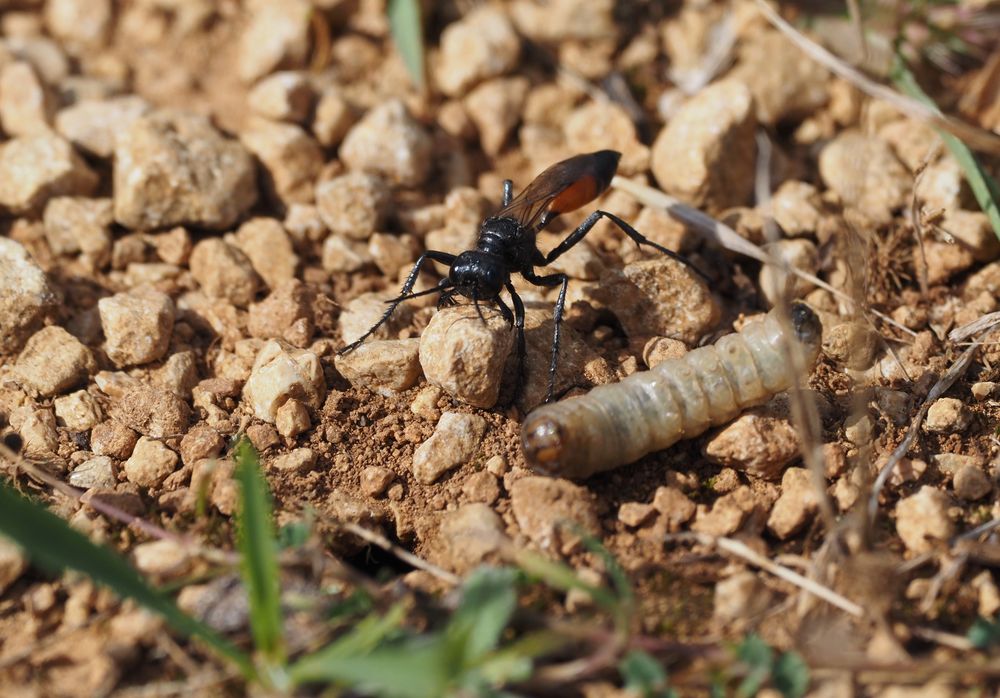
(1, 0, 1000, 695)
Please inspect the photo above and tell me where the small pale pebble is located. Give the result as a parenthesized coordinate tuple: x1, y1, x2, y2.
(819, 131, 910, 224)
(45, 0, 111, 47)
(923, 397, 971, 434)
(650, 80, 756, 212)
(833, 475, 860, 511)
(463, 76, 529, 156)
(335, 339, 422, 395)
(435, 6, 520, 97)
(55, 95, 150, 158)
(484, 454, 508, 477)
(594, 257, 719, 344)
(915, 155, 965, 212)
(642, 336, 687, 368)
(411, 412, 487, 484)
(284, 203, 326, 245)
(247, 71, 314, 123)
(247, 279, 315, 348)
(436, 504, 507, 574)
(98, 288, 175, 367)
(766, 180, 822, 237)
(823, 442, 848, 478)
(410, 385, 443, 421)
(973, 571, 1000, 618)
(843, 413, 873, 446)
(246, 423, 280, 453)
(189, 238, 261, 308)
(565, 101, 649, 175)
(322, 234, 372, 273)
(237, 0, 311, 83)
(312, 87, 356, 147)
(510, 0, 615, 42)
(874, 388, 911, 425)
(368, 232, 417, 278)
(68, 455, 115, 489)
(132, 540, 191, 578)
(240, 118, 323, 206)
(316, 172, 391, 241)
(360, 466, 394, 498)
(941, 210, 1000, 263)
(932, 452, 984, 478)
(418, 305, 514, 408)
(462, 470, 501, 505)
(9, 406, 59, 458)
(0, 61, 55, 137)
(704, 409, 800, 480)
(43, 196, 113, 269)
(766, 468, 819, 540)
(0, 537, 27, 595)
(0, 133, 98, 214)
(113, 111, 258, 230)
(270, 448, 317, 473)
(651, 486, 696, 531)
(233, 218, 298, 291)
(179, 425, 225, 467)
(53, 390, 103, 431)
(714, 571, 772, 623)
(93, 369, 141, 399)
(113, 385, 191, 438)
(729, 30, 829, 124)
(691, 486, 758, 537)
(90, 420, 138, 459)
(953, 465, 992, 501)
(0, 238, 59, 353)
(509, 476, 600, 555)
(709, 468, 741, 494)
(972, 382, 996, 400)
(887, 457, 927, 486)
(124, 436, 179, 488)
(243, 341, 325, 422)
(823, 320, 881, 370)
(340, 100, 433, 187)
(275, 398, 310, 439)
(338, 292, 413, 346)
(758, 238, 818, 306)
(895, 486, 954, 554)
(15, 326, 95, 396)
(618, 502, 657, 528)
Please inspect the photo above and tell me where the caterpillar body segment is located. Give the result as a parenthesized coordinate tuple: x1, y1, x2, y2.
(521, 302, 823, 479)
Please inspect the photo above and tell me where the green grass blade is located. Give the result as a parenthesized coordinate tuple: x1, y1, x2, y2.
(890, 54, 1000, 241)
(289, 604, 406, 682)
(447, 568, 519, 661)
(387, 0, 425, 91)
(0, 481, 253, 677)
(233, 439, 284, 663)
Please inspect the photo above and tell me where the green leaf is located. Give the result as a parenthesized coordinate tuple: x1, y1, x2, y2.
(233, 439, 284, 663)
(289, 604, 406, 683)
(387, 0, 425, 91)
(619, 650, 677, 697)
(447, 567, 519, 662)
(968, 616, 1000, 649)
(277, 510, 313, 550)
(773, 652, 810, 698)
(512, 548, 618, 611)
(0, 481, 253, 677)
(736, 634, 774, 698)
(890, 54, 1000, 241)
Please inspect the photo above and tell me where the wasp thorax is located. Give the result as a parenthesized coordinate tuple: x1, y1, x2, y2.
(449, 251, 505, 299)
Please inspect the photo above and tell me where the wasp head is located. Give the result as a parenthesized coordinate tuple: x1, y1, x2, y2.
(448, 251, 505, 300)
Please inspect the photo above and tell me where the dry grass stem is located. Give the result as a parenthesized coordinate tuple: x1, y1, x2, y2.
(338, 521, 461, 585)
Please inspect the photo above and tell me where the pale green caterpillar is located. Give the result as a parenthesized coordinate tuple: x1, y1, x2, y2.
(521, 302, 823, 479)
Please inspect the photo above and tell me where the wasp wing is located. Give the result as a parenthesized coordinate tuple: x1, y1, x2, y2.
(495, 151, 621, 230)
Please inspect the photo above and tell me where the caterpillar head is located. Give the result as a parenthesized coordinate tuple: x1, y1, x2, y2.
(789, 301, 822, 353)
(520, 415, 565, 476)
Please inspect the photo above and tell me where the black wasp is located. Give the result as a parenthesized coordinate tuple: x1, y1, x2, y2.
(340, 150, 703, 403)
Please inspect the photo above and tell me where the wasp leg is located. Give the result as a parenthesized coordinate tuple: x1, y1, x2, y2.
(540, 210, 709, 282)
(500, 283, 527, 404)
(502, 179, 514, 207)
(339, 250, 456, 354)
(523, 270, 568, 404)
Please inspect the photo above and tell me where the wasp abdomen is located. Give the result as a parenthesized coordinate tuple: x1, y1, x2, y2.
(521, 303, 823, 479)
